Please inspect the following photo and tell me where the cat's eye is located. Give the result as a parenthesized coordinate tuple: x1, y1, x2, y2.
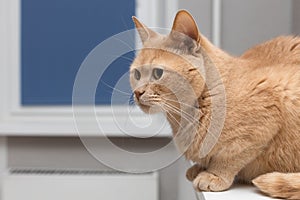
(134, 69, 141, 80)
(152, 68, 163, 80)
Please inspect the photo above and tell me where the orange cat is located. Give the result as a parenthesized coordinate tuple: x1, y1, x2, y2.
(130, 10, 300, 199)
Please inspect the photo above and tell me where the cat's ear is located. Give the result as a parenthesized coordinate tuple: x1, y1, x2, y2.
(132, 16, 158, 44)
(171, 10, 200, 43)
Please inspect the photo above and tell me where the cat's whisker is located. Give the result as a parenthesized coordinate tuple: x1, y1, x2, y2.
(100, 80, 133, 96)
(168, 114, 204, 149)
(160, 102, 210, 136)
(160, 97, 204, 117)
(160, 101, 196, 120)
(160, 104, 205, 144)
(161, 97, 199, 109)
(160, 102, 200, 125)
(158, 104, 191, 133)
(163, 101, 211, 144)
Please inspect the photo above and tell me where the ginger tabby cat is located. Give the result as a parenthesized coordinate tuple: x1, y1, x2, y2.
(130, 10, 300, 199)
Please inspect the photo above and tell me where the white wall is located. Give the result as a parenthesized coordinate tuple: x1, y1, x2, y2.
(293, 0, 300, 34)
(222, 0, 292, 55)
(178, 0, 212, 41)
(180, 0, 293, 55)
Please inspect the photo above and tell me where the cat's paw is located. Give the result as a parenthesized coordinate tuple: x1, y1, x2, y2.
(193, 171, 232, 192)
(186, 164, 204, 181)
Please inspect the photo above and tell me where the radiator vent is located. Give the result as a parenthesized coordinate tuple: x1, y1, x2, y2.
(3, 168, 158, 200)
(9, 168, 145, 175)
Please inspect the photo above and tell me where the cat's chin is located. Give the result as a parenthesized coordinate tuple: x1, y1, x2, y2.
(137, 103, 162, 114)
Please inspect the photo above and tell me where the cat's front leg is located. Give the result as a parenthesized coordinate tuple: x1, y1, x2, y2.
(192, 116, 280, 191)
(192, 145, 264, 192)
(193, 170, 234, 192)
(186, 164, 205, 181)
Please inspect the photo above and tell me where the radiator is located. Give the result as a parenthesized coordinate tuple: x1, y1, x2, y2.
(3, 168, 159, 200)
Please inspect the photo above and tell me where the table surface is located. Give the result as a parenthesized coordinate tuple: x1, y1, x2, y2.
(201, 184, 280, 200)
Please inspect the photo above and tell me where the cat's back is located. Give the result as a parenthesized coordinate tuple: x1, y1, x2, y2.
(238, 36, 300, 110)
(240, 36, 300, 66)
(226, 47, 300, 180)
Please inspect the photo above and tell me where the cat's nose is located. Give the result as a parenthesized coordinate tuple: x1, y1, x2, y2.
(134, 90, 145, 100)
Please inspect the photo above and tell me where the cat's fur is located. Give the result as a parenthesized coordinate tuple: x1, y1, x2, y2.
(130, 10, 300, 199)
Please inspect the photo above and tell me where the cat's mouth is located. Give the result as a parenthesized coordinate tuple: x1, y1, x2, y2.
(135, 97, 163, 114)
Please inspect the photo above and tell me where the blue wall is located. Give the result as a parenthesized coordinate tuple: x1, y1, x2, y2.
(21, 0, 135, 105)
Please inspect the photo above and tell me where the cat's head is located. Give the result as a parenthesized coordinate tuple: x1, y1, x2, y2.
(130, 10, 206, 114)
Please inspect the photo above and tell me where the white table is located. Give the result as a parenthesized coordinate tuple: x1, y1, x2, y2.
(201, 184, 279, 200)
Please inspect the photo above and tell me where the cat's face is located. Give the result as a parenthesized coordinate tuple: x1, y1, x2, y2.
(130, 49, 194, 114)
(130, 11, 205, 114)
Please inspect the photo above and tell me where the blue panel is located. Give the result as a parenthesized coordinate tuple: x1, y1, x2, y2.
(96, 51, 135, 105)
(21, 0, 135, 105)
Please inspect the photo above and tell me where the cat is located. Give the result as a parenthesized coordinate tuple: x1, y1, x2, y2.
(130, 10, 300, 199)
